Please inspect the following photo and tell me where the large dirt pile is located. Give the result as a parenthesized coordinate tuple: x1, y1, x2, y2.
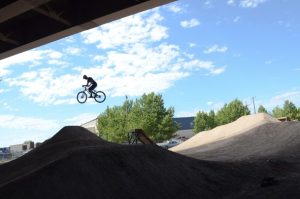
(172, 120, 300, 161)
(171, 113, 279, 153)
(0, 125, 300, 199)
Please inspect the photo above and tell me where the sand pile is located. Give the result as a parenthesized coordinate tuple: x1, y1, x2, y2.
(1, 125, 300, 199)
(171, 113, 279, 153)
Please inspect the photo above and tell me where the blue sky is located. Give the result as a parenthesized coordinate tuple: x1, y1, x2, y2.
(0, 0, 299, 147)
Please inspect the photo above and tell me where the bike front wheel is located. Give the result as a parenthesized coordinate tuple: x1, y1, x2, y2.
(77, 91, 87, 104)
(94, 91, 106, 103)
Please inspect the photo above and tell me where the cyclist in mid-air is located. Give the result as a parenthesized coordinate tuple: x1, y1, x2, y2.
(83, 75, 97, 98)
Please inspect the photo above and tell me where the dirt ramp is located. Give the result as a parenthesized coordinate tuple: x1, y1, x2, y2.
(0, 126, 249, 199)
(171, 113, 279, 153)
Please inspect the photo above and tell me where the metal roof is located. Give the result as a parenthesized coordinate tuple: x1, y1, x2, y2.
(173, 117, 195, 130)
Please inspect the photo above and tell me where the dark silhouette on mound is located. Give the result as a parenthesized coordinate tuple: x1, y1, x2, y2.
(0, 126, 299, 199)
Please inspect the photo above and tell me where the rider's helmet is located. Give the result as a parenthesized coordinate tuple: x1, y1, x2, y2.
(83, 75, 87, 79)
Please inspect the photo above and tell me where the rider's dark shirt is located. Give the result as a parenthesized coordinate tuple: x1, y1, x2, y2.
(87, 77, 96, 85)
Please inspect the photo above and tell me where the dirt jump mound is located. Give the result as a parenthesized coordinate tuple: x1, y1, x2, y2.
(0, 125, 299, 199)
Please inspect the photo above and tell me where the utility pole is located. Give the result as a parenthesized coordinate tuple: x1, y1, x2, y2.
(125, 95, 128, 131)
(252, 97, 256, 114)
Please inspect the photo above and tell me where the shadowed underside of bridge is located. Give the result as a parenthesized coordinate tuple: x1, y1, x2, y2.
(0, 0, 175, 60)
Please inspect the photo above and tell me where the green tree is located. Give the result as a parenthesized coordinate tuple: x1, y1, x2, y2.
(296, 107, 300, 121)
(97, 101, 133, 142)
(258, 105, 268, 113)
(282, 100, 298, 120)
(193, 111, 209, 133)
(97, 92, 178, 143)
(208, 110, 217, 129)
(216, 99, 250, 125)
(272, 106, 284, 118)
(130, 92, 178, 142)
(193, 110, 217, 133)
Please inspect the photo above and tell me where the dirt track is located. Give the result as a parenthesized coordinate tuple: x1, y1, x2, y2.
(0, 125, 299, 199)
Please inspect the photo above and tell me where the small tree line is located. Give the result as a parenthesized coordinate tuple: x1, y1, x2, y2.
(258, 100, 300, 120)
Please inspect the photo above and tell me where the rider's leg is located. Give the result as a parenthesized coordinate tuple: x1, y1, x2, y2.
(89, 84, 97, 97)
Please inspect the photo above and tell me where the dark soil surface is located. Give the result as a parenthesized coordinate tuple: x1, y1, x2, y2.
(0, 125, 299, 199)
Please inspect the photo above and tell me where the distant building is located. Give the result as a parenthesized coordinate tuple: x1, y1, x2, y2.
(9, 140, 35, 159)
(0, 147, 11, 160)
(24, 141, 34, 150)
(173, 117, 195, 139)
(81, 118, 99, 135)
(10, 144, 27, 152)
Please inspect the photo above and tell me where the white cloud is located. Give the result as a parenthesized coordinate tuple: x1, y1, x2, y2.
(6, 68, 80, 105)
(79, 11, 224, 98)
(48, 51, 62, 59)
(81, 10, 168, 49)
(92, 55, 106, 62)
(166, 4, 183, 13)
(210, 66, 226, 75)
(0, 50, 44, 76)
(233, 16, 241, 23)
(203, 44, 228, 54)
(227, 0, 268, 8)
(0, 49, 65, 76)
(264, 91, 300, 109)
(227, 0, 236, 6)
(189, 43, 196, 47)
(63, 47, 82, 55)
(0, 114, 59, 131)
(240, 0, 268, 8)
(63, 36, 76, 43)
(180, 18, 200, 28)
(181, 60, 219, 72)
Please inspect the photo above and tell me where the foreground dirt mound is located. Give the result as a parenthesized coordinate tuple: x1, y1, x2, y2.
(171, 113, 279, 152)
(0, 126, 299, 199)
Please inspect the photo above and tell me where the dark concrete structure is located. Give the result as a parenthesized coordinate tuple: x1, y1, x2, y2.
(0, 0, 175, 60)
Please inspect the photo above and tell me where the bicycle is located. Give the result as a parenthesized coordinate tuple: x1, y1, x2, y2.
(77, 85, 106, 104)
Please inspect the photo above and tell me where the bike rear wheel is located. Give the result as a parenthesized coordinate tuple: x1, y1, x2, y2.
(94, 91, 106, 103)
(77, 91, 87, 104)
